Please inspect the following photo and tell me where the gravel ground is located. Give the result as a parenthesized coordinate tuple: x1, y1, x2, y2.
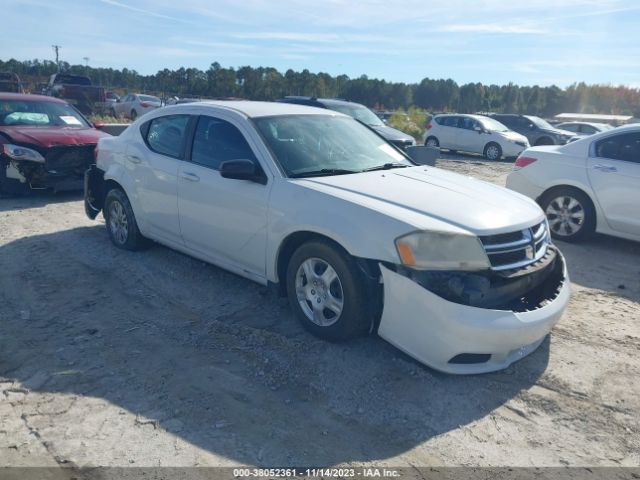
(1, 153, 639, 468)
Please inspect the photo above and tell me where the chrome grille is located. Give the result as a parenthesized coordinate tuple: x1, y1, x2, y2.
(479, 222, 550, 271)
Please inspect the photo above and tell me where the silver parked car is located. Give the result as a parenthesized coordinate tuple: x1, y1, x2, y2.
(110, 93, 161, 120)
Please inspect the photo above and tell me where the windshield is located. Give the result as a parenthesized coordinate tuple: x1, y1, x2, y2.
(479, 117, 509, 132)
(254, 114, 410, 177)
(0, 99, 90, 128)
(527, 116, 554, 130)
(327, 104, 384, 127)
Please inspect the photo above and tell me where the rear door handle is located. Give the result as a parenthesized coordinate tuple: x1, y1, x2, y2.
(180, 172, 200, 182)
(127, 155, 142, 164)
(593, 164, 617, 173)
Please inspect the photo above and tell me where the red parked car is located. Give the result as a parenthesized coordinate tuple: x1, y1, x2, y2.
(0, 93, 110, 195)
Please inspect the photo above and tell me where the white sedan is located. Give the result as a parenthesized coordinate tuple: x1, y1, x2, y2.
(507, 124, 640, 243)
(85, 101, 569, 374)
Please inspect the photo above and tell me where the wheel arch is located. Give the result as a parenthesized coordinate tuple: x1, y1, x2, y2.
(273, 230, 381, 295)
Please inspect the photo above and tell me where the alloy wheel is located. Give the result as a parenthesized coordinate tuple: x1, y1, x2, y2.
(109, 200, 129, 245)
(545, 195, 585, 237)
(295, 257, 344, 327)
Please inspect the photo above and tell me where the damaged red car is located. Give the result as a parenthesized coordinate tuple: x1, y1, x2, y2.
(0, 93, 109, 195)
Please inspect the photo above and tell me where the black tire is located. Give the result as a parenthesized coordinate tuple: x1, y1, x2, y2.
(535, 137, 553, 146)
(286, 240, 370, 341)
(539, 187, 596, 242)
(484, 142, 502, 161)
(103, 188, 147, 250)
(130, 109, 137, 121)
(424, 136, 439, 148)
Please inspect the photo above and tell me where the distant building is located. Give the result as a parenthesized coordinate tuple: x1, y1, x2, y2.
(554, 113, 634, 126)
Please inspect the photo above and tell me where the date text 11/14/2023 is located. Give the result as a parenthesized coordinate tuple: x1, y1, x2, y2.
(232, 467, 401, 477)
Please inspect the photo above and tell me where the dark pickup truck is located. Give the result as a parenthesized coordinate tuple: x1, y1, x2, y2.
(44, 74, 105, 115)
(0, 72, 24, 93)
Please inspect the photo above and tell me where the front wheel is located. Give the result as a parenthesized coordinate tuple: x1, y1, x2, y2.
(130, 109, 138, 120)
(484, 142, 502, 161)
(286, 240, 371, 341)
(539, 187, 596, 242)
(425, 136, 439, 148)
(103, 188, 147, 250)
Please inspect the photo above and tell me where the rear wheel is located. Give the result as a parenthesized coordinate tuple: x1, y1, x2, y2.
(130, 109, 138, 121)
(539, 187, 595, 242)
(286, 240, 370, 341)
(484, 142, 502, 161)
(425, 136, 439, 148)
(109, 108, 117, 118)
(103, 188, 147, 250)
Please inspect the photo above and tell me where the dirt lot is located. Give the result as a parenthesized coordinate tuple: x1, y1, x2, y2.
(1, 154, 639, 469)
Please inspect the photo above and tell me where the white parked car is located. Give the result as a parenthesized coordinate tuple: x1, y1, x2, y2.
(507, 124, 640, 243)
(554, 121, 614, 136)
(110, 93, 161, 120)
(85, 101, 569, 374)
(424, 114, 529, 160)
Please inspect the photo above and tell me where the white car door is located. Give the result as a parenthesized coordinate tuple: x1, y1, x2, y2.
(457, 117, 485, 154)
(437, 116, 460, 149)
(177, 114, 271, 277)
(587, 131, 640, 236)
(125, 114, 189, 245)
(115, 94, 131, 117)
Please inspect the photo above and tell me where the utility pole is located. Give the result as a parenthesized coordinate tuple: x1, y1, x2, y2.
(52, 45, 61, 71)
(83, 57, 90, 74)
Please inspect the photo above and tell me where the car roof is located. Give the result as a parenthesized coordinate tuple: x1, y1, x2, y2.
(557, 121, 609, 127)
(167, 100, 347, 118)
(282, 96, 362, 108)
(435, 113, 485, 120)
(0, 92, 67, 103)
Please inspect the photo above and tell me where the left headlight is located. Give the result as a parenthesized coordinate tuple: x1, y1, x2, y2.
(395, 231, 491, 271)
(2, 144, 45, 163)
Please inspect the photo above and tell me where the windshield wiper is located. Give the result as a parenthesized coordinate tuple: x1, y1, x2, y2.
(289, 168, 359, 178)
(361, 163, 410, 172)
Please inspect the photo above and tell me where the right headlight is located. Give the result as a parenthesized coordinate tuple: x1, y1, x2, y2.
(395, 231, 490, 271)
(2, 144, 45, 163)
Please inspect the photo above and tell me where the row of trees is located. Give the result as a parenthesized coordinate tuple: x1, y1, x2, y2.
(2, 58, 639, 117)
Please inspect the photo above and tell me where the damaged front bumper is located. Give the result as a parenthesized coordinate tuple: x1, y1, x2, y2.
(377, 250, 570, 374)
(1, 144, 95, 193)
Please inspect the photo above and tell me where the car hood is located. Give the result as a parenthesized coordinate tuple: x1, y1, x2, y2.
(297, 166, 544, 235)
(498, 130, 529, 142)
(371, 124, 414, 142)
(0, 126, 109, 148)
(543, 128, 575, 137)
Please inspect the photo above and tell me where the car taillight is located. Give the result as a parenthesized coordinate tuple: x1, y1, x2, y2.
(140, 101, 149, 107)
(426, 122, 432, 130)
(514, 156, 537, 168)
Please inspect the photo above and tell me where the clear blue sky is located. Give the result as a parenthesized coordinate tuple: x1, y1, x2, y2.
(3, 0, 639, 87)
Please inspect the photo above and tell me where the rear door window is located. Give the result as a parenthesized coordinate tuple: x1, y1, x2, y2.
(190, 116, 256, 170)
(144, 115, 190, 159)
(594, 132, 640, 164)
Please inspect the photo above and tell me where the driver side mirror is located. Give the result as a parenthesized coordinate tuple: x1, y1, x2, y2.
(220, 159, 267, 184)
(474, 126, 483, 134)
(406, 146, 438, 166)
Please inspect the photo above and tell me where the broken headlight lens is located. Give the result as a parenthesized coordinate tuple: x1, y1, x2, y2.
(395, 231, 491, 271)
(2, 144, 45, 163)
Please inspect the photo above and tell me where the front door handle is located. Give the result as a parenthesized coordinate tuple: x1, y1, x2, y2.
(180, 172, 200, 182)
(127, 155, 142, 164)
(593, 164, 617, 173)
